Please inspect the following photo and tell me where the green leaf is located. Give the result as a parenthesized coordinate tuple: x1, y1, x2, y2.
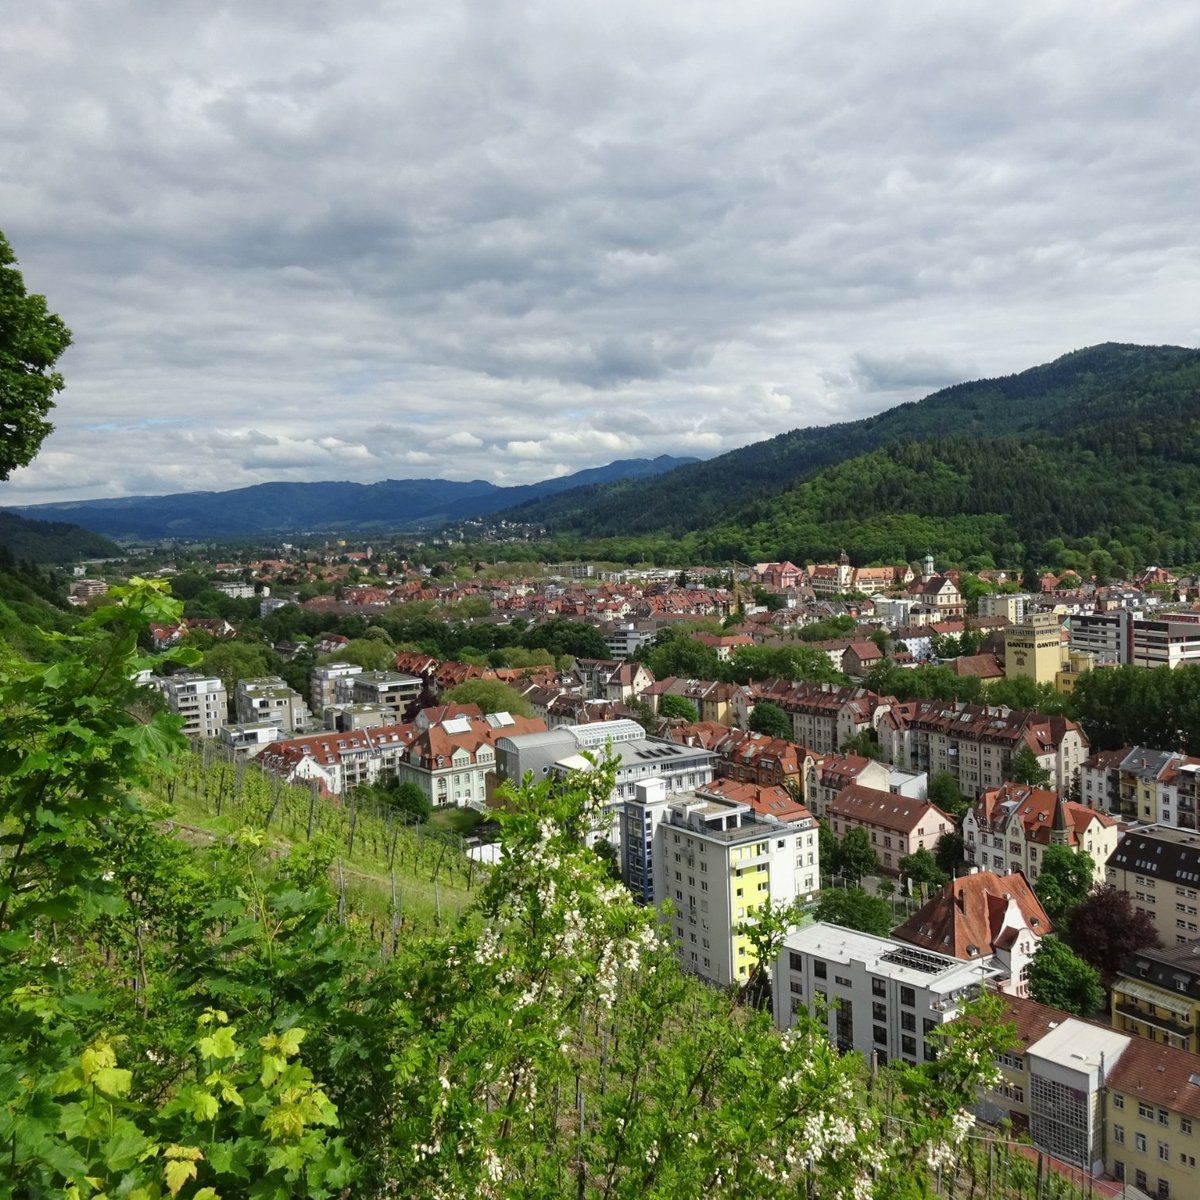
(164, 1158, 198, 1197)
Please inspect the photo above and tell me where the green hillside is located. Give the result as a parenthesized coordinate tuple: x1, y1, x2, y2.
(0, 509, 121, 562)
(506, 343, 1200, 541)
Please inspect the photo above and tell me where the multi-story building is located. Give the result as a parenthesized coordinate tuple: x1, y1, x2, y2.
(1111, 939, 1200, 1055)
(309, 661, 362, 712)
(494, 720, 715, 848)
(877, 700, 1087, 799)
(963, 783, 1120, 883)
(826, 785, 955, 876)
(1003, 611, 1066, 685)
(1069, 611, 1200, 668)
(1082, 744, 1200, 829)
(774, 924, 1002, 1067)
(604, 623, 656, 660)
(978, 593, 1031, 625)
(1104, 1038, 1200, 1198)
(259, 722, 420, 795)
(772, 682, 890, 755)
(1106, 825, 1200, 945)
(346, 670, 423, 722)
(652, 791, 816, 987)
(234, 676, 313, 734)
(155, 673, 228, 738)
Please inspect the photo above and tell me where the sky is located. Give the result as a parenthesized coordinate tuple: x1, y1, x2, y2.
(2, 0, 1199, 505)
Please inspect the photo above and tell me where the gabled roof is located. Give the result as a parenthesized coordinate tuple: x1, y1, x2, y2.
(827, 784, 951, 835)
(893, 870, 1052, 959)
(1106, 1037, 1200, 1120)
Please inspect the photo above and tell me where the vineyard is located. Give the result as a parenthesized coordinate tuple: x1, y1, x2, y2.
(147, 742, 486, 943)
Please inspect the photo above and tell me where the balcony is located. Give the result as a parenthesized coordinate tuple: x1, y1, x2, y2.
(1114, 1000, 1196, 1041)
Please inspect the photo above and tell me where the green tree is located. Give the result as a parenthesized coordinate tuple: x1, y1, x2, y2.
(658, 693, 699, 722)
(321, 637, 396, 672)
(898, 847, 948, 893)
(200, 639, 274, 694)
(840, 729, 883, 760)
(927, 770, 969, 819)
(747, 700, 792, 740)
(1027, 936, 1104, 1015)
(814, 887, 893, 936)
(1065, 885, 1162, 988)
(1007, 743, 1053, 787)
(1033, 844, 1095, 926)
(443, 677, 533, 716)
(381, 778, 433, 823)
(837, 825, 880, 885)
(934, 830, 965, 875)
(0, 230, 73, 480)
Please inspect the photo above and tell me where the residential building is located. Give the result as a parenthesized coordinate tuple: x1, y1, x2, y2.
(155, 673, 228, 738)
(653, 791, 816, 987)
(807, 550, 898, 598)
(774, 924, 1002, 1066)
(569, 658, 655, 702)
(804, 753, 892, 818)
(346, 670, 423, 722)
(259, 723, 419, 795)
(234, 676, 313, 734)
(1105, 1038, 1200, 1198)
(826, 785, 955, 875)
(978, 593, 1031, 624)
(963, 783, 1120, 882)
(310, 661, 362, 712)
(773, 682, 891, 755)
(877, 700, 1087, 799)
(604, 623, 656, 659)
(218, 720, 281, 757)
(1111, 940, 1200, 1055)
(892, 871, 1052, 998)
(1084, 745, 1200, 829)
(1107, 826, 1200, 945)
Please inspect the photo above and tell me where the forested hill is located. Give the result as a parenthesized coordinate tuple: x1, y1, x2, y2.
(504, 343, 1200, 538)
(0, 510, 121, 563)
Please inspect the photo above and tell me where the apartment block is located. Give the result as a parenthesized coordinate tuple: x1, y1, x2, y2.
(234, 676, 313, 734)
(1107, 826, 1200, 945)
(155, 673, 228, 738)
(774, 923, 1001, 1067)
(1069, 611, 1200, 668)
(654, 792, 816, 987)
(1111, 940, 1200, 1055)
(310, 661, 362, 712)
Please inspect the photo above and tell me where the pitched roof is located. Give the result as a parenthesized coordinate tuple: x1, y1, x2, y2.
(827, 783, 951, 835)
(893, 870, 1052, 959)
(1106, 1036, 1200, 1120)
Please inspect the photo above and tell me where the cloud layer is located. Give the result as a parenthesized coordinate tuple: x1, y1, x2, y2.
(2, 1, 1198, 503)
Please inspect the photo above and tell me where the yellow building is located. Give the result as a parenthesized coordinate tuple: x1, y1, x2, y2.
(1055, 648, 1096, 694)
(1004, 611, 1067, 685)
(1111, 941, 1200, 1055)
(1106, 1039, 1200, 1200)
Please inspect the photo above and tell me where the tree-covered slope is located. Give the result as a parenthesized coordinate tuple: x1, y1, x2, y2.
(0, 509, 121, 562)
(506, 343, 1200, 537)
(689, 390, 1200, 568)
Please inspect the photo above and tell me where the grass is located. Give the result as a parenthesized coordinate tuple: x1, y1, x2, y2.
(150, 748, 487, 935)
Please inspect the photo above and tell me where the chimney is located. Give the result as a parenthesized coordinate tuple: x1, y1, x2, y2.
(957, 888, 966, 910)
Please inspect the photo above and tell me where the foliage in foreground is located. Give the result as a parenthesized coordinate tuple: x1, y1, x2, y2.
(0, 581, 1010, 1198)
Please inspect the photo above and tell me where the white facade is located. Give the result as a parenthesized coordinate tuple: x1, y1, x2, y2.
(774, 924, 1002, 1067)
(156, 673, 228, 738)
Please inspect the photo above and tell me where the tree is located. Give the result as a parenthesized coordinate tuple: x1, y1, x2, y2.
(747, 700, 792, 740)
(0, 230, 73, 480)
(1066, 885, 1162, 988)
(1033, 844, 1094, 926)
(837, 825, 880, 884)
(658, 693, 699, 722)
(1028, 936, 1104, 1015)
(200, 639, 273, 694)
(1007, 743, 1052, 787)
(898, 847, 948, 893)
(928, 771, 969, 820)
(321, 637, 396, 672)
(814, 887, 893, 936)
(934, 830, 965, 875)
(443, 677, 533, 716)
(383, 779, 433, 824)
(840, 728, 883, 760)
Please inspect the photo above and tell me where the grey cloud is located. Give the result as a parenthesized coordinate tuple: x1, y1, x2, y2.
(2, 1, 1199, 503)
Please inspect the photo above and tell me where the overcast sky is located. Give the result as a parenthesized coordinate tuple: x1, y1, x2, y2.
(3, 1, 1198, 505)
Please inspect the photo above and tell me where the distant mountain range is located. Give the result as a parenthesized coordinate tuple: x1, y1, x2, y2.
(2, 455, 699, 541)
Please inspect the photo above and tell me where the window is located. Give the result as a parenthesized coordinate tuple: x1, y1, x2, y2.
(901, 1035, 916, 1056)
(873, 1002, 887, 1022)
(873, 1025, 887, 1045)
(835, 975, 851, 987)
(789, 952, 804, 972)
(1136, 1133, 1147, 1153)
(901, 1012, 916, 1032)
(872, 978, 886, 997)
(1181, 1118, 1192, 1135)
(1113, 1125, 1125, 1144)
(1140, 1102, 1155, 1119)
(1158, 1108, 1170, 1126)
(814, 961, 827, 979)
(1113, 1093, 1125, 1109)
(900, 987, 915, 1007)
(1158, 1141, 1169, 1162)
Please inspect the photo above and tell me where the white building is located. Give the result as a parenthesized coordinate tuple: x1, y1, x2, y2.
(652, 791, 817, 988)
(774, 923, 1003, 1067)
(155, 673, 228, 738)
(234, 677, 313, 734)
